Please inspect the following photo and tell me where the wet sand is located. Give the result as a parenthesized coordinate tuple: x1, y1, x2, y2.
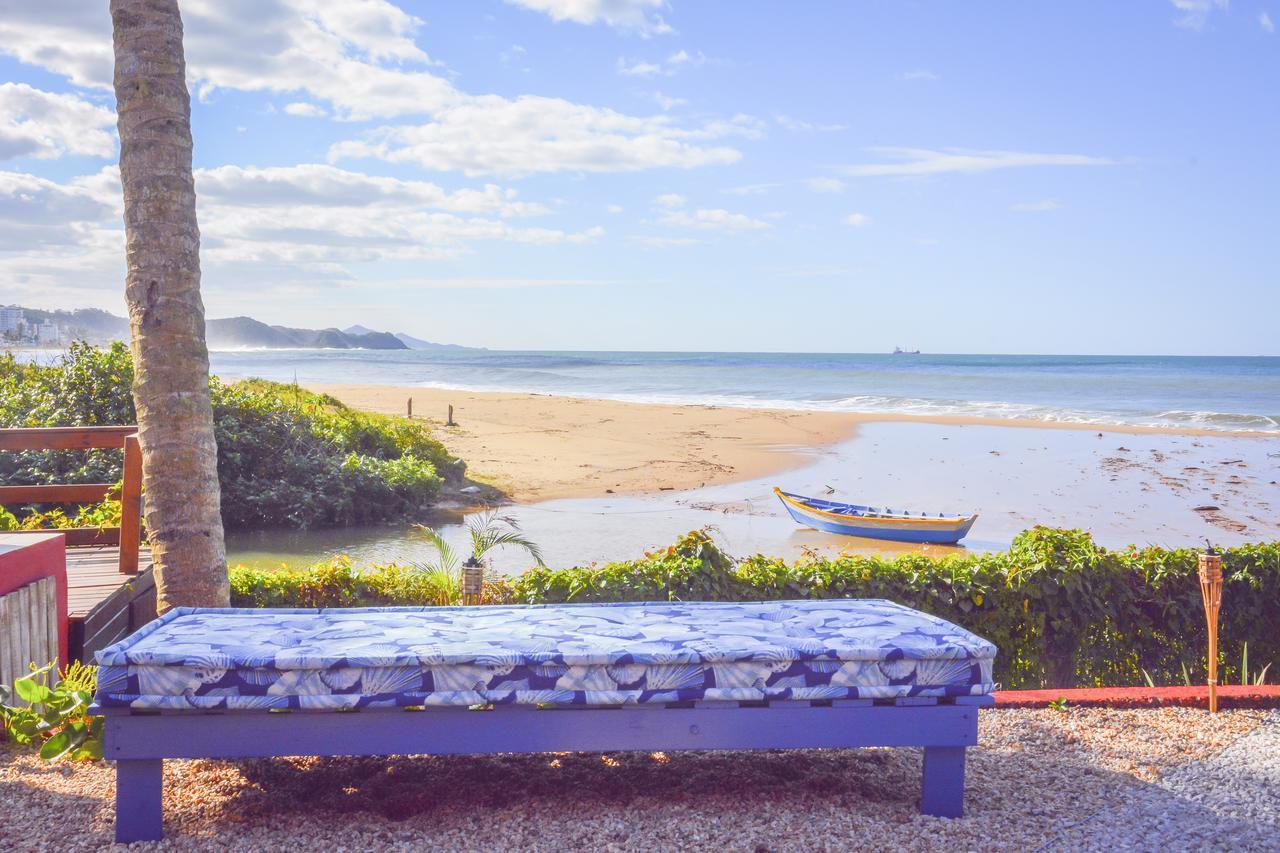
(312, 383, 1274, 503)
(228, 386, 1280, 572)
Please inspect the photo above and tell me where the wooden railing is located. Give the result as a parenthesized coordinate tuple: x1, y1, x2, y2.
(0, 427, 143, 574)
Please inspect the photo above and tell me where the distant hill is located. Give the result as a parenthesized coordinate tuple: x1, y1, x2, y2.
(6, 305, 472, 351)
(393, 332, 475, 351)
(18, 307, 130, 341)
(346, 326, 473, 351)
(207, 317, 408, 350)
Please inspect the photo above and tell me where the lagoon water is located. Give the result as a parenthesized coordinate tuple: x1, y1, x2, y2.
(209, 349, 1280, 433)
(227, 421, 1280, 574)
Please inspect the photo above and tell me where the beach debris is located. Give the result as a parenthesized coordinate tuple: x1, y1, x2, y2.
(824, 485, 835, 494)
(989, 450, 1000, 456)
(406, 397, 413, 418)
(659, 486, 674, 491)
(605, 489, 614, 494)
(1097, 432, 1103, 438)
(1117, 447, 1131, 452)
(1193, 506, 1220, 512)
(459, 485, 482, 495)
(1219, 459, 1245, 466)
(446, 404, 456, 426)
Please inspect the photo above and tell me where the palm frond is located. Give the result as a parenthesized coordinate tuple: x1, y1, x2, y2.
(411, 523, 460, 575)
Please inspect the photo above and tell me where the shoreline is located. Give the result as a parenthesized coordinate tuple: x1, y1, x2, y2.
(311, 383, 1275, 503)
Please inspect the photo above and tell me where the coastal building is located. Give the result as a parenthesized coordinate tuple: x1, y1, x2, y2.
(0, 306, 23, 334)
(36, 321, 61, 345)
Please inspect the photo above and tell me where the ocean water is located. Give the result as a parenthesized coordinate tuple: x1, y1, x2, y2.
(208, 349, 1280, 433)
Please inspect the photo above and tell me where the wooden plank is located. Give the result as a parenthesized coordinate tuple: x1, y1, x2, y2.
(82, 605, 131, 662)
(42, 577, 59, 674)
(0, 426, 136, 451)
(0, 593, 11, 692)
(102, 703, 981, 761)
(0, 483, 115, 505)
(118, 435, 142, 574)
(62, 528, 121, 547)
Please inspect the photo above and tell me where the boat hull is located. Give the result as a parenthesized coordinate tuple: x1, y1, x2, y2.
(775, 489, 976, 544)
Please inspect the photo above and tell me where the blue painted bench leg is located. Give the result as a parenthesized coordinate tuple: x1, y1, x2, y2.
(920, 746, 966, 818)
(116, 758, 164, 843)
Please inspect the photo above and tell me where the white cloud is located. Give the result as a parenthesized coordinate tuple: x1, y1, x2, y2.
(838, 147, 1116, 178)
(616, 58, 665, 77)
(0, 1, 739, 177)
(805, 177, 846, 194)
(1169, 0, 1229, 29)
(774, 115, 846, 133)
(842, 213, 871, 227)
(330, 99, 749, 177)
(1261, 11, 1276, 31)
(1011, 199, 1061, 212)
(504, 0, 671, 34)
(654, 192, 686, 207)
(649, 91, 688, 110)
(899, 70, 940, 81)
(656, 207, 770, 232)
(629, 235, 699, 247)
(607, 203, 625, 213)
(348, 276, 615, 290)
(0, 83, 115, 161)
(617, 49, 705, 77)
(283, 102, 328, 118)
(0, 168, 117, 250)
(196, 164, 549, 217)
(0, 163, 601, 297)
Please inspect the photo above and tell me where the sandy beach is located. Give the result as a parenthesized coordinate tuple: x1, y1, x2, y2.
(222, 383, 1280, 572)
(313, 383, 1275, 503)
(314, 384, 861, 502)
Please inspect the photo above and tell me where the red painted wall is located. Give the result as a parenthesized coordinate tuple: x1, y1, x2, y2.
(0, 533, 68, 668)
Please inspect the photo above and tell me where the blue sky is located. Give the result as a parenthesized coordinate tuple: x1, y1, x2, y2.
(0, 0, 1276, 354)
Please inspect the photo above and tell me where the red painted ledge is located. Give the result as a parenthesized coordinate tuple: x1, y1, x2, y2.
(994, 685, 1280, 710)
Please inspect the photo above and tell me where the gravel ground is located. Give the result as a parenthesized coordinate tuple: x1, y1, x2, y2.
(1, 707, 1276, 852)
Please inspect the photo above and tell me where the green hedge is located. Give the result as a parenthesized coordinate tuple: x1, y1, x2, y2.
(230, 528, 1280, 690)
(0, 343, 459, 530)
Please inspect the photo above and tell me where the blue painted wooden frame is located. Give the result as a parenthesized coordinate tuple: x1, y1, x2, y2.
(95, 695, 993, 843)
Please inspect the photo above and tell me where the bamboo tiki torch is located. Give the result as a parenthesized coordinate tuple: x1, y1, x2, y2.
(462, 562, 484, 606)
(1198, 545, 1224, 713)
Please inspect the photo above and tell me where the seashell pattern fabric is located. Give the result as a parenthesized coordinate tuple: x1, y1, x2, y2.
(94, 600, 996, 710)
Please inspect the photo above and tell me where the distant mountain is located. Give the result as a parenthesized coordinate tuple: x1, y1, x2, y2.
(10, 305, 474, 351)
(394, 332, 476, 351)
(17, 307, 130, 341)
(207, 317, 408, 350)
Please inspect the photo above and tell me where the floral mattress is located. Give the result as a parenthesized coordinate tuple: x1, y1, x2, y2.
(94, 600, 997, 711)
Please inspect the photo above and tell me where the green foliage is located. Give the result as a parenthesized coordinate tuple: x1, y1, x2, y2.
(229, 555, 506, 608)
(0, 344, 460, 530)
(230, 527, 1280, 690)
(508, 527, 1280, 690)
(0, 663, 102, 761)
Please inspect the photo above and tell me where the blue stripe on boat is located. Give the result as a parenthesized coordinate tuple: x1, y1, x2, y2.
(774, 488, 977, 544)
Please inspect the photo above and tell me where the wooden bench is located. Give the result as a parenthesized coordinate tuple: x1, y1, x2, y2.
(96, 694, 992, 842)
(91, 600, 997, 842)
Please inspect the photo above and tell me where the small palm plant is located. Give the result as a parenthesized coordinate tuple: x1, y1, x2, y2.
(412, 512, 544, 604)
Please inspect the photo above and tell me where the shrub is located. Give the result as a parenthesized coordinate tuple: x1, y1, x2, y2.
(0, 662, 102, 761)
(228, 528, 1278, 690)
(230, 555, 510, 608)
(505, 528, 1280, 690)
(0, 343, 458, 530)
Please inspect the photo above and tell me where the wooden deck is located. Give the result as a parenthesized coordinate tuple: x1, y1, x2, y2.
(67, 545, 156, 663)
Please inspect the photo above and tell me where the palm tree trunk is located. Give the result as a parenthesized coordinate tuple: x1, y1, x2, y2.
(112, 0, 228, 609)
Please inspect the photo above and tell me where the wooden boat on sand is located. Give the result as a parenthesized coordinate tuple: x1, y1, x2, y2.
(774, 487, 977, 544)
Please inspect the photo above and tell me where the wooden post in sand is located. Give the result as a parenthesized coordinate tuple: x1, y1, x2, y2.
(1198, 547, 1224, 713)
(446, 404, 455, 427)
(407, 398, 413, 419)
